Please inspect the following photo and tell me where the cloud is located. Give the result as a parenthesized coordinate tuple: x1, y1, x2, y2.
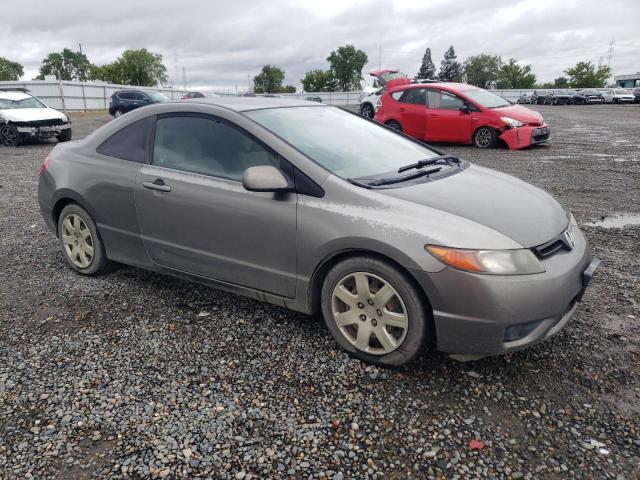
(1, 0, 638, 89)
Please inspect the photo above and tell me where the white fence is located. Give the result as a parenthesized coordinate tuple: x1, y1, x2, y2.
(0, 80, 188, 111)
(0, 79, 533, 112)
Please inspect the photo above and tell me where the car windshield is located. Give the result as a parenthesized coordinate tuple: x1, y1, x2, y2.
(0, 96, 46, 109)
(462, 88, 510, 108)
(245, 106, 439, 179)
(145, 91, 169, 102)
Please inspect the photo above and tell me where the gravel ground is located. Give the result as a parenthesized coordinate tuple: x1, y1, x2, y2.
(1, 105, 639, 479)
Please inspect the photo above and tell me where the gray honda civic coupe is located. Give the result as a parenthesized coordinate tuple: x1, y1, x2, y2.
(37, 98, 599, 366)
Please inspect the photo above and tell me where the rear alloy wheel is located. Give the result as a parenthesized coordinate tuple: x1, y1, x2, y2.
(1, 125, 22, 146)
(58, 204, 113, 275)
(114, 109, 123, 118)
(360, 103, 375, 118)
(385, 120, 402, 132)
(473, 126, 498, 149)
(321, 257, 428, 366)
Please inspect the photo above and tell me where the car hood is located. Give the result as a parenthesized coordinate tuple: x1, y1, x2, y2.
(379, 164, 568, 248)
(0, 107, 67, 123)
(491, 104, 543, 125)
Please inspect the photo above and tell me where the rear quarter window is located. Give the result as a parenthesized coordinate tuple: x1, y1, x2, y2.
(96, 116, 153, 163)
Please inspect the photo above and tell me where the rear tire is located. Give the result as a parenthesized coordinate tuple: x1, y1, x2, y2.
(321, 256, 429, 367)
(473, 126, 498, 149)
(58, 204, 114, 276)
(385, 120, 402, 132)
(360, 103, 375, 118)
(56, 128, 72, 142)
(113, 109, 123, 118)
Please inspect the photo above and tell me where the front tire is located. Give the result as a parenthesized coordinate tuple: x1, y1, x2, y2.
(321, 256, 429, 367)
(0, 125, 23, 146)
(56, 128, 72, 142)
(58, 204, 113, 276)
(473, 126, 498, 149)
(360, 103, 375, 118)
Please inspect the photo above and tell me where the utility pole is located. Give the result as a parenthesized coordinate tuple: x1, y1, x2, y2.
(378, 45, 381, 70)
(182, 66, 186, 91)
(607, 38, 615, 68)
(78, 43, 83, 54)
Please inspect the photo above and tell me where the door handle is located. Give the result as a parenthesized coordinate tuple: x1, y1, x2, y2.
(143, 179, 171, 192)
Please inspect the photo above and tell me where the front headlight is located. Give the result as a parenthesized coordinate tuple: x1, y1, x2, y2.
(500, 116, 524, 128)
(425, 245, 545, 275)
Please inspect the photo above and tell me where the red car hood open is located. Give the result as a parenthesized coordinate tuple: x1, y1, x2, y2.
(493, 104, 544, 126)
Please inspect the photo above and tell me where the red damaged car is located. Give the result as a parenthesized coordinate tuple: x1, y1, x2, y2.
(374, 82, 550, 149)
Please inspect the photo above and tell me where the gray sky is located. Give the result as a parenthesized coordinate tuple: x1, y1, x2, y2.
(2, 0, 639, 91)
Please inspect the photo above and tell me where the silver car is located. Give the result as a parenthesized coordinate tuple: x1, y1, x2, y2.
(37, 98, 599, 366)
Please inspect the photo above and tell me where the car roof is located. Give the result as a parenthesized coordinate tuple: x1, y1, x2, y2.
(180, 96, 323, 111)
(0, 91, 32, 100)
(389, 82, 476, 93)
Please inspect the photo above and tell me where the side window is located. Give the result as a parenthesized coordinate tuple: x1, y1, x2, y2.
(399, 88, 427, 105)
(427, 90, 464, 110)
(96, 116, 153, 163)
(118, 92, 132, 100)
(133, 92, 146, 101)
(390, 91, 403, 101)
(152, 115, 279, 181)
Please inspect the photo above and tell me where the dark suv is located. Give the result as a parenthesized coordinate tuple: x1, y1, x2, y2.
(108, 90, 169, 118)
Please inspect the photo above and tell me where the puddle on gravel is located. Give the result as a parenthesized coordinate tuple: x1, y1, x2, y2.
(584, 214, 640, 229)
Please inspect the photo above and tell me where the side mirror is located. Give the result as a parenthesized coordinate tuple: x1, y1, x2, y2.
(460, 103, 471, 114)
(243, 165, 292, 192)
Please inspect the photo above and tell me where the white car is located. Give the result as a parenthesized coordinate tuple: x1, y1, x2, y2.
(359, 69, 410, 118)
(0, 89, 71, 146)
(599, 88, 635, 104)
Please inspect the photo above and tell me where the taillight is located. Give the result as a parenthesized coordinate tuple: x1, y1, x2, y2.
(39, 153, 51, 174)
(108, 96, 113, 103)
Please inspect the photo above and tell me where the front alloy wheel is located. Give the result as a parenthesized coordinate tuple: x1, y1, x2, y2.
(473, 127, 497, 148)
(1, 125, 21, 146)
(321, 257, 429, 366)
(331, 272, 408, 355)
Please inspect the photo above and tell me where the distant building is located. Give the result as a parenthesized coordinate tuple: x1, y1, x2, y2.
(614, 73, 640, 88)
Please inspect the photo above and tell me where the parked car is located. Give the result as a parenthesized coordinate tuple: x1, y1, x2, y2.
(573, 89, 604, 104)
(600, 88, 635, 104)
(108, 90, 169, 118)
(359, 69, 410, 118)
(38, 97, 598, 366)
(516, 92, 534, 104)
(181, 91, 205, 99)
(374, 82, 550, 149)
(530, 90, 551, 105)
(549, 90, 575, 105)
(305, 96, 323, 103)
(0, 89, 71, 146)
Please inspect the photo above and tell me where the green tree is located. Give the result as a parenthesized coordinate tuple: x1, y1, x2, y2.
(496, 58, 536, 89)
(553, 76, 569, 88)
(282, 85, 296, 93)
(327, 45, 368, 91)
(301, 69, 336, 92)
(253, 65, 285, 93)
(438, 46, 462, 82)
(90, 49, 167, 86)
(417, 48, 436, 79)
(0, 57, 24, 81)
(564, 61, 611, 88)
(463, 54, 502, 88)
(36, 48, 91, 81)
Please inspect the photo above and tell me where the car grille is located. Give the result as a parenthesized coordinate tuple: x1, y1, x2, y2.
(532, 226, 573, 258)
(532, 126, 550, 142)
(13, 118, 65, 128)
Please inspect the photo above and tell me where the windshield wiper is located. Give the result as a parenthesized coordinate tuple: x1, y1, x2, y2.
(397, 155, 460, 173)
(353, 167, 442, 187)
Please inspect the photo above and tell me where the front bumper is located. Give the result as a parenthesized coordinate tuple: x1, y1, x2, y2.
(16, 123, 71, 138)
(499, 123, 550, 150)
(411, 222, 598, 356)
